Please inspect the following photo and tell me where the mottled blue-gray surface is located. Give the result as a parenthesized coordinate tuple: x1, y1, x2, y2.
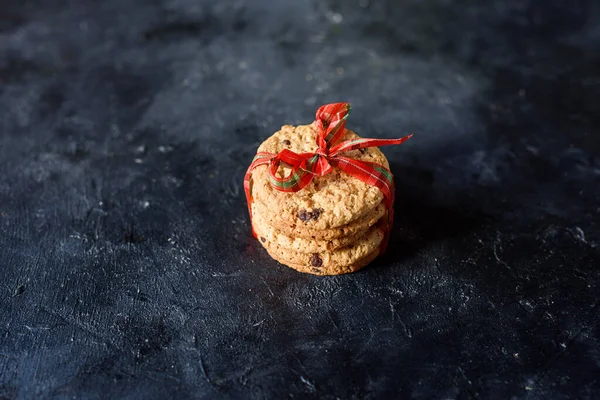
(1, 0, 599, 399)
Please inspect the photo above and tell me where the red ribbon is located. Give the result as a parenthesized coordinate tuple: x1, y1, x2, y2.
(244, 102, 412, 253)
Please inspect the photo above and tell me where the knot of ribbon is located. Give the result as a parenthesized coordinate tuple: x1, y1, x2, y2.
(244, 102, 413, 251)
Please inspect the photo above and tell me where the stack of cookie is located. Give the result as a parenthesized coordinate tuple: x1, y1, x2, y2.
(249, 123, 391, 276)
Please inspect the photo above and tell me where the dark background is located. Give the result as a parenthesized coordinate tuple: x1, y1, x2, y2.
(1, 0, 599, 399)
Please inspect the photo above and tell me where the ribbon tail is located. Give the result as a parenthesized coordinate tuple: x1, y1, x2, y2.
(379, 177, 396, 254)
(244, 152, 276, 237)
(330, 157, 395, 208)
(330, 156, 396, 253)
(329, 134, 413, 156)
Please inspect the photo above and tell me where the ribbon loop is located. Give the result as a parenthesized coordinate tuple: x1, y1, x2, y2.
(315, 102, 352, 147)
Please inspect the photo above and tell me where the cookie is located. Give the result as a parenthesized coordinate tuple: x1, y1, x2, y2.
(252, 199, 386, 240)
(252, 202, 368, 253)
(258, 221, 386, 273)
(285, 248, 380, 276)
(251, 124, 390, 230)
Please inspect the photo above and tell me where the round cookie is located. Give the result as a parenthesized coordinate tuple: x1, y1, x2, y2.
(253, 199, 386, 240)
(286, 248, 380, 276)
(251, 123, 390, 230)
(258, 222, 386, 273)
(252, 202, 368, 253)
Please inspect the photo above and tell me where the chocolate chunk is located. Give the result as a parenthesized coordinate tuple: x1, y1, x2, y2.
(298, 208, 324, 222)
(282, 139, 291, 146)
(260, 237, 266, 243)
(359, 148, 367, 154)
(310, 254, 322, 267)
(298, 210, 310, 221)
(311, 208, 323, 221)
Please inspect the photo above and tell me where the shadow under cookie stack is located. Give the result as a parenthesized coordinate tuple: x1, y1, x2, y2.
(244, 103, 411, 276)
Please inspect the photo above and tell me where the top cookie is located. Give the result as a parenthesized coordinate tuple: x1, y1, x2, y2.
(251, 123, 390, 230)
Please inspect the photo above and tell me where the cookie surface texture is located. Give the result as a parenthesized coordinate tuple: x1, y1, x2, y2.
(252, 203, 370, 252)
(274, 247, 381, 276)
(252, 200, 386, 241)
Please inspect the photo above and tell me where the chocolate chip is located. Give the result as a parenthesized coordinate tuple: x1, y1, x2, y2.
(359, 148, 367, 154)
(298, 208, 324, 222)
(282, 139, 291, 146)
(260, 237, 266, 243)
(311, 208, 323, 221)
(310, 254, 322, 267)
(298, 210, 310, 221)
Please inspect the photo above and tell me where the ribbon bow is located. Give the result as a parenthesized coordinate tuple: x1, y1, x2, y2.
(244, 102, 412, 251)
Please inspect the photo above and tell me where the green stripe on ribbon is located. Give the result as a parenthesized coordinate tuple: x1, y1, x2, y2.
(252, 153, 272, 162)
(269, 169, 305, 189)
(373, 166, 393, 184)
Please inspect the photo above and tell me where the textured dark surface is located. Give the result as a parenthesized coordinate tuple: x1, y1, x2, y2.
(1, 1, 600, 399)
